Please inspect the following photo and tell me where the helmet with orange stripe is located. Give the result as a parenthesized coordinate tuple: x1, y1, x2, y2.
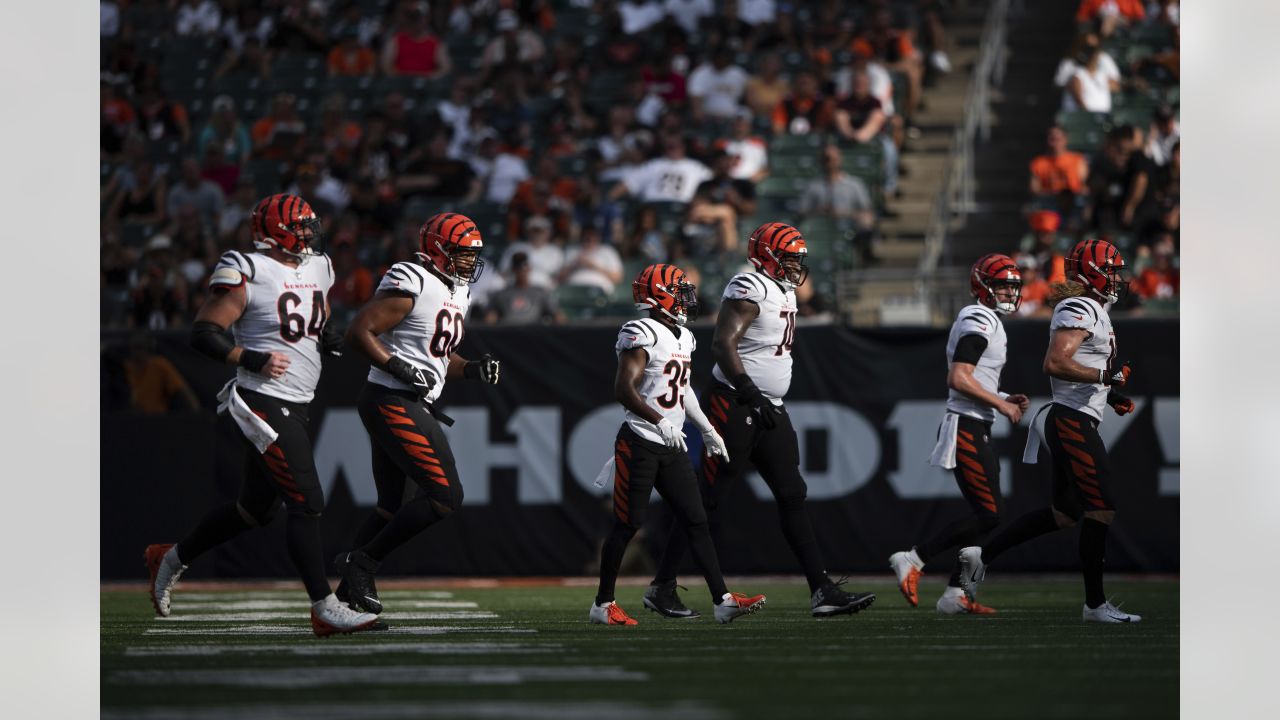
(970, 253, 1022, 315)
(632, 263, 698, 326)
(418, 212, 485, 285)
(748, 222, 809, 289)
(1066, 238, 1128, 304)
(250, 194, 322, 259)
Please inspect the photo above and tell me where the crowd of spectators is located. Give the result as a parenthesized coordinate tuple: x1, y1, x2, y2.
(102, 0, 960, 330)
(1011, 0, 1178, 317)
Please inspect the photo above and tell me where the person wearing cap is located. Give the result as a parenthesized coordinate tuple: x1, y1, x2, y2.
(1019, 210, 1068, 284)
(499, 215, 566, 290)
(719, 108, 769, 184)
(481, 10, 545, 73)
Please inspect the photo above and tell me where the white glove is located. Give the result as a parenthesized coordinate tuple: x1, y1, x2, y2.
(656, 418, 687, 451)
(701, 427, 730, 463)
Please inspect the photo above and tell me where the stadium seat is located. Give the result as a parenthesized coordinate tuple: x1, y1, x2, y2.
(769, 134, 824, 158)
(1056, 111, 1109, 153)
(557, 285, 611, 320)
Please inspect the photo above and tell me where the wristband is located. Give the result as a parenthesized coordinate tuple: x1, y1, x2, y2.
(238, 349, 271, 373)
(464, 360, 482, 380)
(1098, 368, 1105, 385)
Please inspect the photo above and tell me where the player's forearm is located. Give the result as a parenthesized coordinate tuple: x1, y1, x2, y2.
(683, 391, 714, 434)
(615, 383, 663, 425)
(712, 339, 747, 384)
(345, 322, 392, 369)
(446, 354, 468, 379)
(1043, 353, 1104, 384)
(947, 366, 1006, 410)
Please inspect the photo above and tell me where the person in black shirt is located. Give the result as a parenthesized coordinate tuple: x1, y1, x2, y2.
(688, 150, 757, 254)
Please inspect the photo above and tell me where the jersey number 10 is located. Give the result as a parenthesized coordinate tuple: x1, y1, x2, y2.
(775, 310, 797, 356)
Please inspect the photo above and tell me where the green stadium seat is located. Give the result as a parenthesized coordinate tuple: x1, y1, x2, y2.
(769, 134, 824, 158)
(1056, 111, 1109, 153)
(557, 285, 611, 320)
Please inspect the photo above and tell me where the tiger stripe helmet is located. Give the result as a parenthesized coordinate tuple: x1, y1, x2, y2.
(250, 194, 322, 257)
(970, 253, 1022, 315)
(748, 222, 809, 288)
(419, 213, 485, 284)
(632, 263, 698, 326)
(1067, 238, 1127, 303)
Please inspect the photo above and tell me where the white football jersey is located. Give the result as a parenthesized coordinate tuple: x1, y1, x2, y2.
(366, 262, 472, 403)
(945, 303, 1008, 423)
(209, 250, 334, 404)
(1049, 295, 1115, 421)
(616, 317, 696, 445)
(711, 271, 796, 404)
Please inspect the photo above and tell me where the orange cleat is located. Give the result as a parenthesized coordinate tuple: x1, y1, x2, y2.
(888, 550, 924, 607)
(589, 601, 639, 625)
(715, 592, 767, 624)
(961, 597, 997, 615)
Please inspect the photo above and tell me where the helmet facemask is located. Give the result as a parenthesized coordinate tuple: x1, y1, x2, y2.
(279, 215, 324, 261)
(987, 280, 1022, 315)
(770, 248, 809, 289)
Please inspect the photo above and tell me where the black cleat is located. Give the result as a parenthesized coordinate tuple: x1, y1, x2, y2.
(334, 550, 383, 614)
(642, 581, 701, 619)
(811, 577, 876, 618)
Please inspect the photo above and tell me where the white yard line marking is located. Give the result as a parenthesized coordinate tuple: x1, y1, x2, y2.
(102, 701, 724, 720)
(143, 625, 536, 636)
(170, 591, 456, 601)
(125, 642, 561, 657)
(171, 600, 479, 611)
(156, 611, 497, 622)
(112, 665, 648, 688)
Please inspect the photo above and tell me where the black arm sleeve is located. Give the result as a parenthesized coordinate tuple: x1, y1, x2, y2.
(191, 321, 236, 362)
(952, 334, 989, 365)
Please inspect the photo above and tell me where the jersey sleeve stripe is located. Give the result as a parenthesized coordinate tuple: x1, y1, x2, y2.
(742, 273, 769, 296)
(1060, 300, 1097, 322)
(403, 263, 429, 291)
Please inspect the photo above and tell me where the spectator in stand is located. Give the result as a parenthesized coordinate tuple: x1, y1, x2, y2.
(328, 238, 374, 314)
(214, 3, 274, 80)
(381, 5, 451, 79)
(120, 332, 200, 414)
(102, 0, 121, 37)
(689, 149, 756, 253)
(719, 108, 769, 184)
(101, 79, 136, 157)
(287, 161, 350, 218)
(481, 10, 546, 77)
(859, 7, 923, 131)
(252, 93, 307, 161)
(735, 0, 779, 50)
(1030, 125, 1089, 226)
(609, 134, 712, 205)
(329, 0, 382, 48)
(621, 205, 670, 263)
(772, 70, 833, 136)
(1137, 140, 1178, 242)
(135, 80, 191, 146)
(665, 0, 713, 35)
(1018, 210, 1068, 284)
(1012, 253, 1053, 318)
(487, 252, 563, 324)
(508, 155, 576, 239)
(200, 142, 240, 197)
(1132, 233, 1178, 301)
(1087, 125, 1148, 232)
(642, 51, 689, 108)
(1076, 0, 1145, 37)
(1054, 32, 1119, 94)
(1145, 105, 1180, 167)
(167, 157, 225, 227)
(687, 46, 750, 123)
(1062, 45, 1120, 113)
(130, 234, 190, 330)
(500, 216, 565, 289)
(475, 134, 532, 204)
(197, 95, 251, 167)
(218, 176, 258, 239)
(745, 52, 789, 119)
(559, 223, 625, 294)
(174, 0, 221, 36)
(316, 93, 363, 171)
(618, 0, 666, 36)
(327, 27, 376, 76)
(397, 128, 480, 200)
(108, 160, 167, 227)
(798, 144, 876, 262)
(834, 68, 899, 197)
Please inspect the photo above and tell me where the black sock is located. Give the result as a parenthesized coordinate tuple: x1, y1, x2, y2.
(285, 513, 331, 602)
(917, 516, 986, 563)
(1080, 518, 1109, 608)
(982, 508, 1060, 564)
(596, 523, 638, 605)
(683, 522, 729, 601)
(652, 519, 688, 586)
(776, 499, 829, 592)
(361, 496, 448, 563)
(350, 510, 391, 550)
(176, 503, 254, 565)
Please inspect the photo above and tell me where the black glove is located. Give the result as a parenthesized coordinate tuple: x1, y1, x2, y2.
(320, 324, 344, 357)
(463, 354, 501, 385)
(1107, 390, 1135, 416)
(387, 354, 435, 398)
(733, 373, 779, 430)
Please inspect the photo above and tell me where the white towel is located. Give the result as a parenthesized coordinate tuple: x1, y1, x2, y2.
(216, 379, 278, 454)
(592, 456, 616, 489)
(1022, 404, 1052, 464)
(928, 412, 960, 469)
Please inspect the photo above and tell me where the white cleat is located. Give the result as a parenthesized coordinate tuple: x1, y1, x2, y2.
(1083, 601, 1142, 624)
(956, 546, 986, 601)
(311, 594, 380, 637)
(144, 544, 187, 617)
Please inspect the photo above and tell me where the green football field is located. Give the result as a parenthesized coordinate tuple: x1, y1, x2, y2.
(102, 576, 1178, 719)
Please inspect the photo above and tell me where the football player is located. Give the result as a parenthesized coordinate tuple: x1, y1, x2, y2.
(645, 223, 877, 619)
(591, 264, 767, 625)
(958, 239, 1142, 623)
(333, 213, 500, 615)
(144, 194, 379, 637)
(888, 254, 1030, 615)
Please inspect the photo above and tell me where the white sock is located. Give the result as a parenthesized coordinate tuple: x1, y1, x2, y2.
(941, 586, 966, 599)
(720, 592, 735, 605)
(906, 548, 924, 569)
(313, 593, 341, 611)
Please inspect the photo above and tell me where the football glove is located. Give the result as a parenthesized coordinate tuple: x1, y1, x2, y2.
(320, 324, 344, 357)
(1100, 360, 1131, 387)
(733, 373, 780, 430)
(463, 354, 501, 385)
(1107, 390, 1136, 416)
(701, 427, 730, 463)
(387, 354, 435, 399)
(656, 418, 687, 451)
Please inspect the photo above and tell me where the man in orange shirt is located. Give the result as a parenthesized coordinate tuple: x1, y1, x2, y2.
(1076, 0, 1145, 37)
(251, 93, 307, 161)
(121, 333, 199, 414)
(1030, 125, 1088, 197)
(327, 29, 375, 77)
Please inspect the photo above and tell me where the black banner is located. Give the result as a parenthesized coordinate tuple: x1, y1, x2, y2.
(101, 319, 1179, 579)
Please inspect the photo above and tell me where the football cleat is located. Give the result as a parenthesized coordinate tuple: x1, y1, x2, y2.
(642, 581, 700, 619)
(1083, 601, 1142, 624)
(811, 578, 876, 618)
(888, 550, 924, 607)
(956, 546, 986, 601)
(936, 592, 997, 615)
(589, 601, 638, 625)
(144, 543, 187, 617)
(310, 595, 381, 637)
(334, 550, 382, 614)
(714, 592, 766, 624)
